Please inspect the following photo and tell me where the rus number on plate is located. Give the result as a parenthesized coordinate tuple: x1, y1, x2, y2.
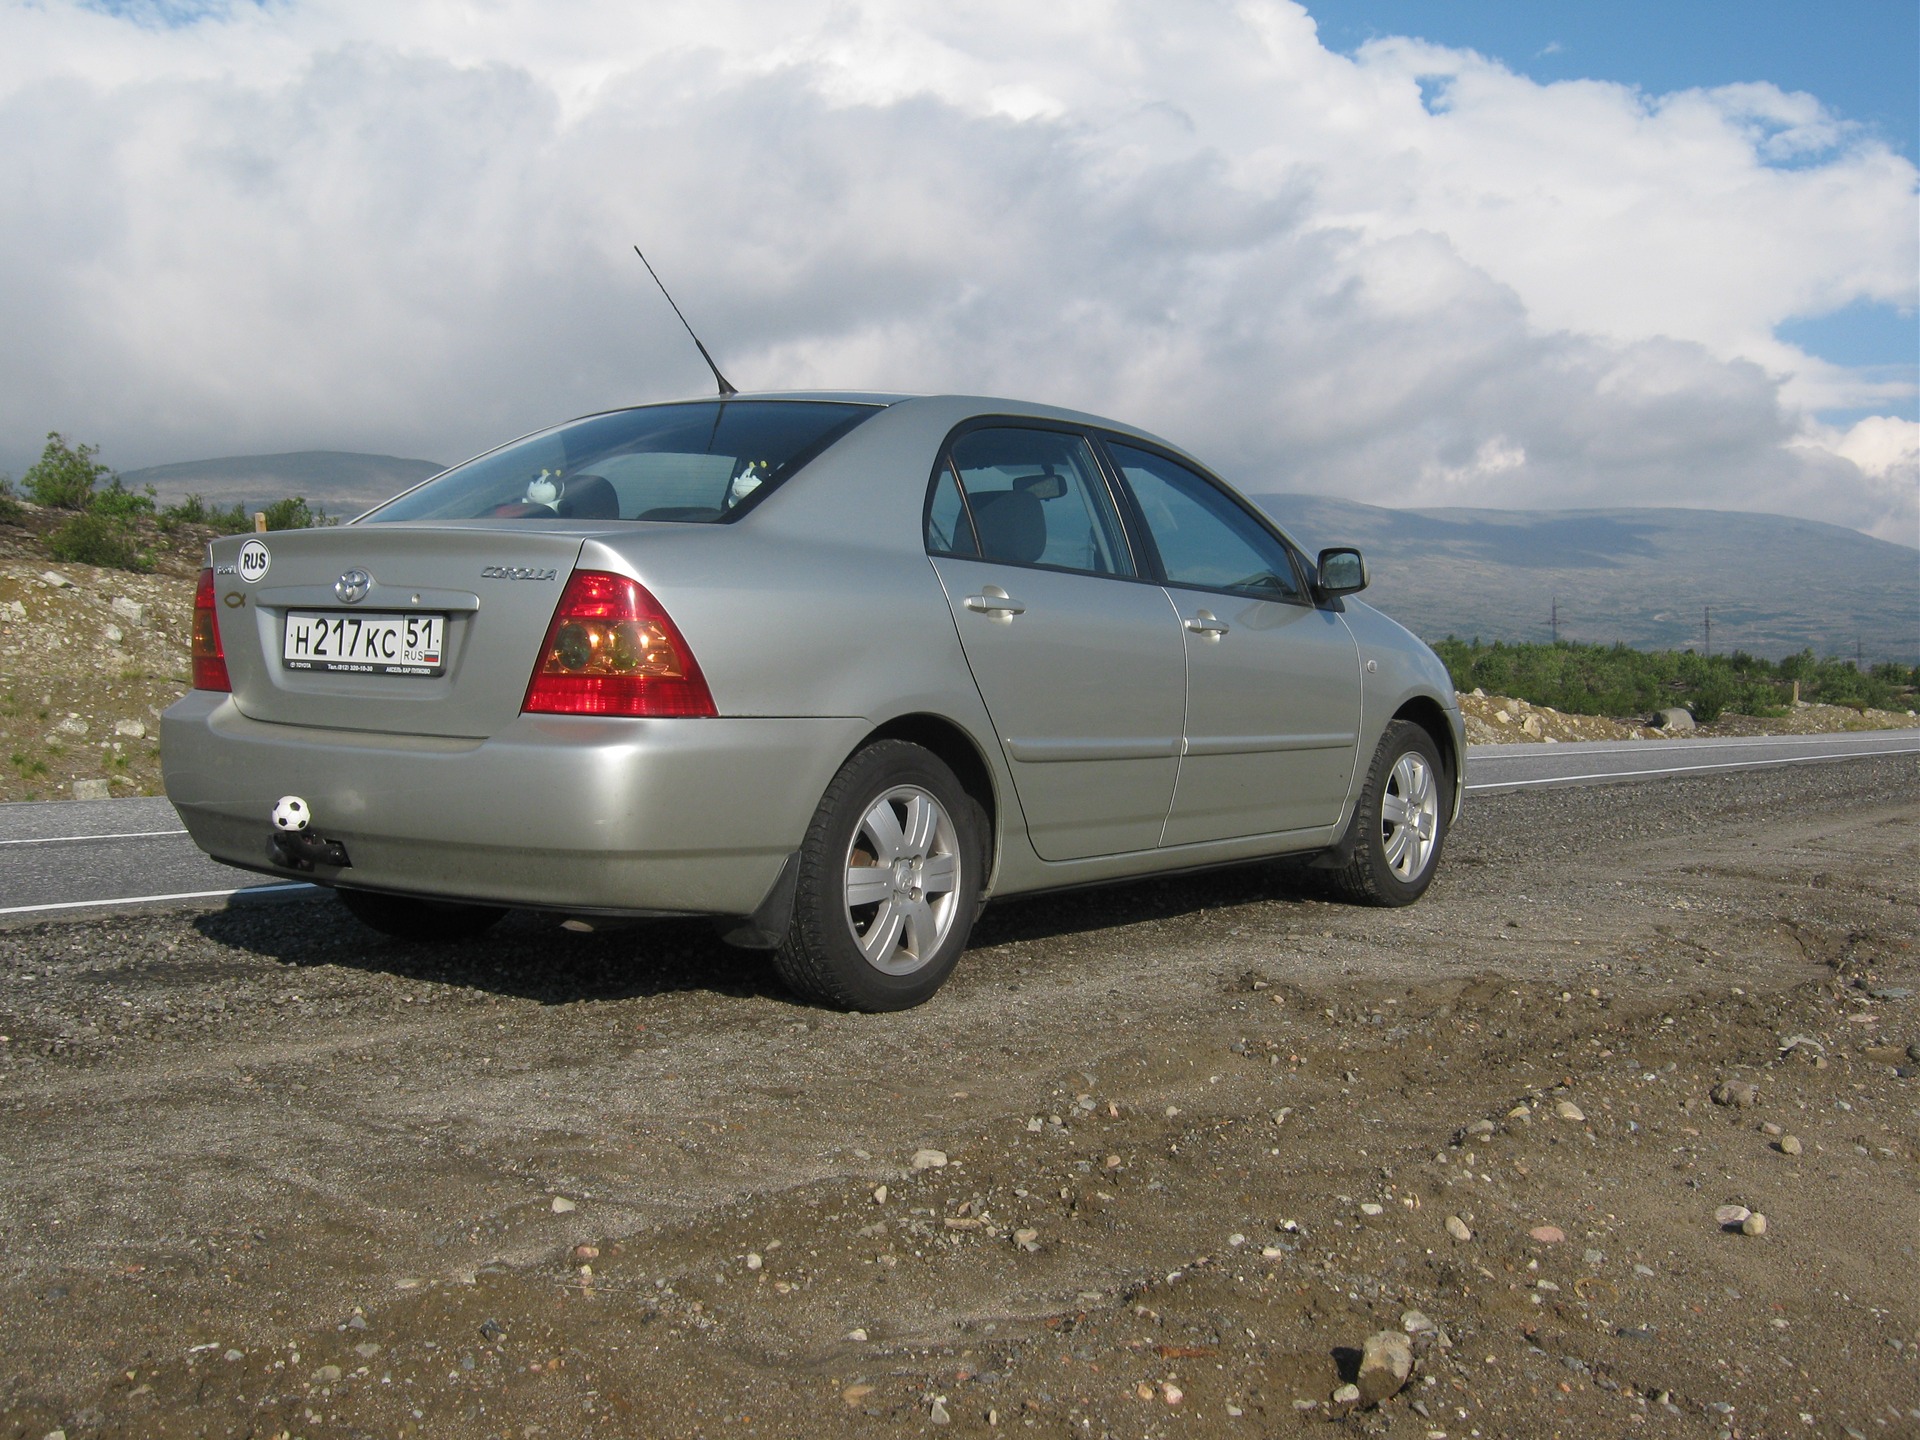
(284, 612, 445, 676)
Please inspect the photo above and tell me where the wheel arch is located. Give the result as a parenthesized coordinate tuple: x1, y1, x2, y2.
(858, 712, 1003, 884)
(1391, 694, 1463, 820)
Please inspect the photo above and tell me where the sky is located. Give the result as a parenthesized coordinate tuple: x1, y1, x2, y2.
(0, 0, 1914, 544)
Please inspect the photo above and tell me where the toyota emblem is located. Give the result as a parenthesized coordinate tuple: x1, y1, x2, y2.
(334, 568, 372, 604)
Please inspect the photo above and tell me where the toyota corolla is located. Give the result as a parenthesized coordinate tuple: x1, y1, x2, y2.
(162, 393, 1463, 1010)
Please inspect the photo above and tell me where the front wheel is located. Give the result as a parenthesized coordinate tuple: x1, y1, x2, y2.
(1329, 720, 1449, 906)
(774, 741, 983, 1011)
(335, 888, 508, 940)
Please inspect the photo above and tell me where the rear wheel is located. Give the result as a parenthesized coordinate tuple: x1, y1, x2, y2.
(1329, 719, 1448, 906)
(774, 741, 983, 1011)
(335, 888, 508, 940)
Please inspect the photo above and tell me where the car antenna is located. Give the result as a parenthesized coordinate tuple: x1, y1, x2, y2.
(633, 244, 738, 397)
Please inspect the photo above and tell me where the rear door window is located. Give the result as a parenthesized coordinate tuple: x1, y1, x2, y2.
(926, 427, 1134, 577)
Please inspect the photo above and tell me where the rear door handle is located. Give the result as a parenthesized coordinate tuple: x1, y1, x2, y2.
(964, 586, 1026, 618)
(1185, 609, 1228, 637)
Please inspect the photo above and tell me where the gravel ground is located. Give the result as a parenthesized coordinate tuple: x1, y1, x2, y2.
(0, 757, 1916, 1439)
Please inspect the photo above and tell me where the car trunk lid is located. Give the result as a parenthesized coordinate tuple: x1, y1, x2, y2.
(205, 525, 588, 738)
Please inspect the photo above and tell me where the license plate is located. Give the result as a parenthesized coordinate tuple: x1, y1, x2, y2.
(283, 612, 446, 675)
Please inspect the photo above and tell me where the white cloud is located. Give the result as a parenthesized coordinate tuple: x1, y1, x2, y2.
(0, 0, 1913, 543)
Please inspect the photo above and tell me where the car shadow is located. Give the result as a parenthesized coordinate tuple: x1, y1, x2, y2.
(193, 858, 1340, 1007)
(191, 899, 796, 1008)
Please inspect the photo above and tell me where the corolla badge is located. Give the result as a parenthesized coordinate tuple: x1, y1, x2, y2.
(334, 568, 373, 604)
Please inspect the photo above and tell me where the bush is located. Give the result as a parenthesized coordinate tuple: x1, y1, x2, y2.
(0, 475, 22, 526)
(1434, 636, 1913, 720)
(259, 495, 336, 531)
(47, 511, 152, 572)
(22, 432, 113, 510)
(89, 476, 156, 521)
(159, 493, 251, 533)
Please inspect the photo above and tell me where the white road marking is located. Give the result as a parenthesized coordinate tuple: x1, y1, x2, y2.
(0, 882, 316, 916)
(1466, 743, 1920, 792)
(0, 828, 188, 847)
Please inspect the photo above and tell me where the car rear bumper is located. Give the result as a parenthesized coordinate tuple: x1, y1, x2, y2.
(160, 691, 866, 916)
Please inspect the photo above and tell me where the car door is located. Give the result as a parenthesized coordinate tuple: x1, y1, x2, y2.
(926, 424, 1188, 862)
(1103, 440, 1362, 845)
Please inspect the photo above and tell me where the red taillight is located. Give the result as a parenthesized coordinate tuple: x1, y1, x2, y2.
(522, 570, 717, 718)
(191, 566, 230, 692)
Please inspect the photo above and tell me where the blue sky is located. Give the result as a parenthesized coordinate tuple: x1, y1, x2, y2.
(1305, 0, 1919, 396)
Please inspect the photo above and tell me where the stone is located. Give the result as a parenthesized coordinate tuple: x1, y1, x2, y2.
(745, 1253, 762, 1270)
(1711, 1080, 1759, 1109)
(1445, 1215, 1473, 1243)
(1554, 1100, 1586, 1122)
(39, 571, 74, 588)
(1356, 1330, 1414, 1404)
(929, 1398, 951, 1425)
(1529, 1224, 1566, 1244)
(110, 596, 145, 624)
(1359, 1203, 1384, 1216)
(1161, 1383, 1184, 1405)
(354, 1342, 381, 1359)
(1520, 713, 1545, 738)
(72, 779, 110, 801)
(114, 719, 146, 738)
(1332, 1384, 1361, 1405)
(1779, 1136, 1802, 1156)
(57, 715, 89, 736)
(910, 1148, 948, 1170)
(1653, 707, 1695, 732)
(1760, 1121, 1783, 1137)
(1741, 1213, 1768, 1236)
(1, 599, 26, 622)
(312, 1364, 342, 1383)
(550, 1196, 576, 1213)
(1013, 1228, 1040, 1252)
(1714, 1204, 1751, 1228)
(872, 1185, 888, 1205)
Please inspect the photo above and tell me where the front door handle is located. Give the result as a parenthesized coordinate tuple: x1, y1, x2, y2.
(964, 585, 1026, 619)
(1185, 609, 1228, 637)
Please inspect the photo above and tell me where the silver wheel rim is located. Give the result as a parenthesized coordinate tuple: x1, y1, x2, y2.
(842, 784, 963, 975)
(1380, 751, 1439, 882)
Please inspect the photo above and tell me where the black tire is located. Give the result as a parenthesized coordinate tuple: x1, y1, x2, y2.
(335, 888, 508, 941)
(1329, 719, 1449, 906)
(774, 740, 984, 1012)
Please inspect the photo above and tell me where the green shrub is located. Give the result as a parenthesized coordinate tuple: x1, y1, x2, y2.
(260, 495, 336, 531)
(89, 476, 156, 520)
(22, 432, 113, 510)
(1434, 636, 1913, 720)
(0, 475, 22, 525)
(47, 512, 153, 572)
(159, 493, 251, 533)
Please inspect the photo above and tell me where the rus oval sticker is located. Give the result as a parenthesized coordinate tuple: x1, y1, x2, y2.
(237, 538, 270, 583)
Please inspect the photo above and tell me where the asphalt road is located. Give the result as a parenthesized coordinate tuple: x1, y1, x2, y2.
(2, 728, 1916, 918)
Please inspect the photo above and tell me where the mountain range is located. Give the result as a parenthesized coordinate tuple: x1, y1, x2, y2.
(1253, 493, 1918, 663)
(120, 451, 444, 521)
(116, 451, 1917, 663)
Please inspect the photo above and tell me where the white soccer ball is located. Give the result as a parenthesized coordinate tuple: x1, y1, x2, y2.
(272, 795, 311, 832)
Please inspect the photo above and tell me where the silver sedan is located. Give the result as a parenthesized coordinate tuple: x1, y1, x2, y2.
(163, 393, 1462, 1009)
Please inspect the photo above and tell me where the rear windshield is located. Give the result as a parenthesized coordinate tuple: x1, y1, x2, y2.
(360, 400, 879, 524)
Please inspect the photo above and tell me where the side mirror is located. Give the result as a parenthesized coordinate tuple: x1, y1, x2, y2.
(1316, 546, 1368, 596)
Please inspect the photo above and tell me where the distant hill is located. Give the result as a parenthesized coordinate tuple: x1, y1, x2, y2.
(1252, 494, 1920, 664)
(120, 451, 445, 519)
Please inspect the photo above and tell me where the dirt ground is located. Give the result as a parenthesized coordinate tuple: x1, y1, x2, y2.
(0, 757, 1916, 1440)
